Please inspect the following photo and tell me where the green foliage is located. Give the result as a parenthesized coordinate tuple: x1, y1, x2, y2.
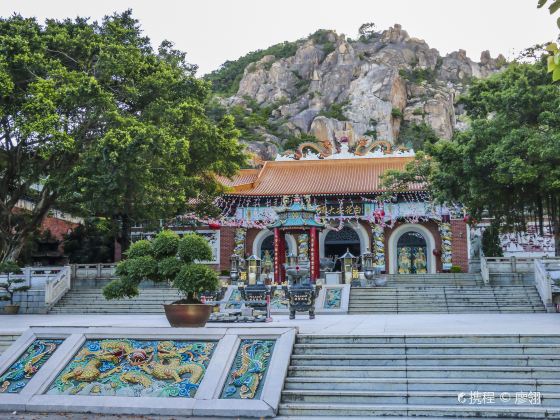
(104, 230, 218, 301)
(125, 240, 152, 259)
(397, 122, 439, 151)
(399, 67, 437, 84)
(151, 230, 180, 259)
(178, 233, 213, 264)
(174, 264, 219, 301)
(0, 11, 246, 262)
(450, 265, 463, 273)
(0, 262, 21, 275)
(158, 257, 183, 282)
(0, 261, 28, 305)
(102, 277, 139, 300)
(119, 256, 158, 282)
(545, 43, 560, 81)
(537, 0, 560, 29)
(428, 61, 560, 249)
(283, 132, 317, 151)
(358, 22, 377, 41)
(391, 107, 403, 118)
(482, 224, 504, 257)
(204, 41, 298, 95)
(380, 151, 435, 199)
(63, 219, 114, 263)
(319, 101, 349, 121)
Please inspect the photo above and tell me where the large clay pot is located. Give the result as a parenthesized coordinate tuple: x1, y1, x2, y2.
(4, 304, 20, 315)
(163, 304, 212, 327)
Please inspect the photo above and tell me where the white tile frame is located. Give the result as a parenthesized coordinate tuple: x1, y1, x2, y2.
(0, 326, 296, 417)
(315, 284, 350, 314)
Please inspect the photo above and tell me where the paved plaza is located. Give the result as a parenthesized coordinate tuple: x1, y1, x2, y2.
(2, 313, 560, 336)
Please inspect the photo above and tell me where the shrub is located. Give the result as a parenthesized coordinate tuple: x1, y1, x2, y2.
(158, 257, 183, 282)
(174, 265, 219, 302)
(0, 261, 28, 305)
(151, 230, 180, 258)
(450, 265, 463, 273)
(391, 107, 403, 118)
(103, 230, 218, 303)
(126, 240, 152, 259)
(178, 233, 213, 264)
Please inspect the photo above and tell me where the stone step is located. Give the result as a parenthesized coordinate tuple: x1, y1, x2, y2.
(290, 354, 560, 367)
(278, 402, 560, 418)
(0, 334, 19, 355)
(296, 335, 560, 344)
(287, 365, 560, 379)
(281, 389, 560, 406)
(292, 343, 560, 355)
(284, 377, 560, 392)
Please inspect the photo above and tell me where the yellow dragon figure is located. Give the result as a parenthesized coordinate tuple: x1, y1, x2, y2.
(23, 341, 58, 377)
(60, 351, 123, 385)
(225, 341, 273, 399)
(139, 341, 205, 384)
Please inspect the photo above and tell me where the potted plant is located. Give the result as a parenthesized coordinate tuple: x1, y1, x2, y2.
(103, 230, 219, 327)
(0, 261, 28, 315)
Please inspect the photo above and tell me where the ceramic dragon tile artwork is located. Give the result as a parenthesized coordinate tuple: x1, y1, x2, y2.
(221, 339, 275, 399)
(46, 339, 215, 397)
(323, 287, 342, 309)
(270, 287, 289, 309)
(0, 339, 63, 394)
(226, 287, 243, 309)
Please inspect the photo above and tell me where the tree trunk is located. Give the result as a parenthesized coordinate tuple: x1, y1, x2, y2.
(0, 187, 56, 263)
(115, 214, 131, 257)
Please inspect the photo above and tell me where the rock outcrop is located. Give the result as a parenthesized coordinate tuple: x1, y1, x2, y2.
(225, 24, 505, 155)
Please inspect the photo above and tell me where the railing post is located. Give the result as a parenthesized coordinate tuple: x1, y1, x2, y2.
(511, 256, 517, 273)
(23, 267, 32, 288)
(96, 263, 102, 278)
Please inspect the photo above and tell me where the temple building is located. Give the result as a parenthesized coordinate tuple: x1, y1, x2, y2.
(167, 132, 470, 280)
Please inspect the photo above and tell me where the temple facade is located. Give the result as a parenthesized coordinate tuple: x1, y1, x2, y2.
(178, 135, 470, 279)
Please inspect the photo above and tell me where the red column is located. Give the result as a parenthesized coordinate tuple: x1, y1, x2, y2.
(274, 228, 281, 284)
(274, 228, 286, 284)
(310, 227, 320, 283)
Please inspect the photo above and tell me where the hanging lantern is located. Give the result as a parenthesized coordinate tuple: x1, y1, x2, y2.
(208, 222, 221, 230)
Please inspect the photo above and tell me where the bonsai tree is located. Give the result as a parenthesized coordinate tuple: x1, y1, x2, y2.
(0, 261, 28, 306)
(103, 230, 219, 303)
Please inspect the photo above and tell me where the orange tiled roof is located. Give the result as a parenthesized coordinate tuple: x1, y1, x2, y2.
(223, 157, 421, 196)
(217, 169, 260, 188)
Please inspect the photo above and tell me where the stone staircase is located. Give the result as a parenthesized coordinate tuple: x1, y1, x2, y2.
(49, 287, 182, 314)
(0, 333, 20, 355)
(279, 334, 560, 418)
(350, 274, 545, 313)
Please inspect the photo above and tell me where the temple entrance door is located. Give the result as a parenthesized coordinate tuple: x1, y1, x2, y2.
(324, 227, 361, 271)
(397, 231, 428, 274)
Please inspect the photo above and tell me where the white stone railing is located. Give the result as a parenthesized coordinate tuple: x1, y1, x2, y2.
(44, 266, 71, 308)
(71, 263, 116, 279)
(480, 250, 490, 285)
(485, 256, 536, 274)
(534, 259, 554, 311)
(0, 266, 66, 289)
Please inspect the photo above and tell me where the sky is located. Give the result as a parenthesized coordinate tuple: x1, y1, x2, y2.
(1, 0, 558, 75)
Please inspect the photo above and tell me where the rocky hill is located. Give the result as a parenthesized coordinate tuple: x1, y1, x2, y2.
(206, 24, 506, 161)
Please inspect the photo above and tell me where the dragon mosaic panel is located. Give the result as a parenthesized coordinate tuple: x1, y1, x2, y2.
(221, 339, 275, 399)
(323, 288, 342, 309)
(46, 339, 215, 398)
(270, 287, 289, 309)
(0, 339, 63, 394)
(226, 287, 242, 309)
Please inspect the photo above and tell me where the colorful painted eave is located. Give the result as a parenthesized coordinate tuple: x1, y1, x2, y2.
(218, 156, 423, 197)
